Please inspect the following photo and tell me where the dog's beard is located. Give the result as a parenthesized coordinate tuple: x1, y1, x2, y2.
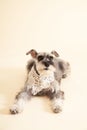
(35, 62, 56, 74)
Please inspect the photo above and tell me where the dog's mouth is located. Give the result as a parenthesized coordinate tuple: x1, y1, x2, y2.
(44, 67, 49, 70)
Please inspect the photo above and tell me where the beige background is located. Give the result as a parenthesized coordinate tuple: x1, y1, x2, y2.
(0, 0, 87, 130)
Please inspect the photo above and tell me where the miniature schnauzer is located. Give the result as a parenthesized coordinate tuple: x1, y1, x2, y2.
(10, 49, 70, 114)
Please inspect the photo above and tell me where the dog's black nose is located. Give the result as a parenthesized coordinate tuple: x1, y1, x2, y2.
(43, 62, 50, 67)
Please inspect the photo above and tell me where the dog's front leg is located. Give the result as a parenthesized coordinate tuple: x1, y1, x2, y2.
(48, 90, 64, 113)
(10, 88, 32, 114)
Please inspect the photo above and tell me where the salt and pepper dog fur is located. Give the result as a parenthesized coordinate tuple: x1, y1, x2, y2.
(10, 49, 70, 114)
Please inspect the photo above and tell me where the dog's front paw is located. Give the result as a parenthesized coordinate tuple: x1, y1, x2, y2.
(52, 97, 64, 113)
(10, 104, 23, 114)
(53, 105, 62, 113)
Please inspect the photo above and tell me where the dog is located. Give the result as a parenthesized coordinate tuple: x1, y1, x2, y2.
(10, 49, 70, 114)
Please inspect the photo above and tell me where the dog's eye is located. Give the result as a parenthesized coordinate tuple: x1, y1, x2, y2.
(49, 56, 53, 60)
(38, 55, 44, 61)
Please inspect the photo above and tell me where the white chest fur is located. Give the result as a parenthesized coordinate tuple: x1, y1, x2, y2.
(39, 71, 55, 88)
(27, 67, 55, 95)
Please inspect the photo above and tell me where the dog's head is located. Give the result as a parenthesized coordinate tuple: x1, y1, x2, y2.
(26, 49, 59, 73)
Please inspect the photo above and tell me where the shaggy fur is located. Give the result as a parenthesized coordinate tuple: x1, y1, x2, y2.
(10, 49, 70, 114)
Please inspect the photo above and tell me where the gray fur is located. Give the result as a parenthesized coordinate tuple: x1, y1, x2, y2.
(10, 49, 70, 114)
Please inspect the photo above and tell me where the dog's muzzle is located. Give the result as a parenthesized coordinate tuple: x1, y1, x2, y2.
(42, 60, 54, 70)
(43, 61, 50, 67)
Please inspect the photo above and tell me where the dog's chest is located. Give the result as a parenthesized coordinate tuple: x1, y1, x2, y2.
(27, 67, 55, 94)
(39, 71, 55, 87)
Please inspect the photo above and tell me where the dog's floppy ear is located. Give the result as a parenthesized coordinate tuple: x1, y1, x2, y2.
(26, 49, 38, 58)
(51, 50, 59, 57)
